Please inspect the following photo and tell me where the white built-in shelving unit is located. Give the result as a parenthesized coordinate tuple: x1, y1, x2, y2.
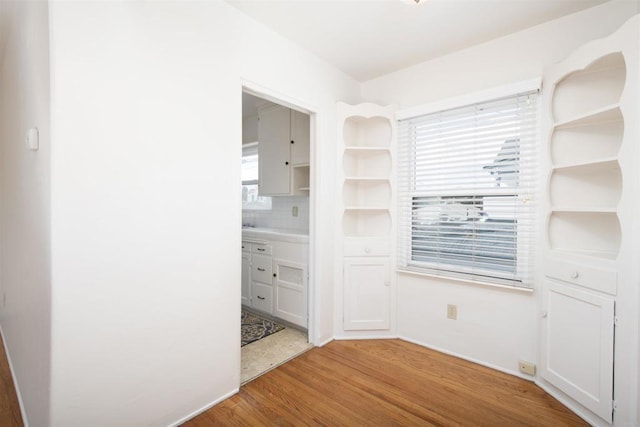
(337, 103, 396, 333)
(540, 16, 639, 425)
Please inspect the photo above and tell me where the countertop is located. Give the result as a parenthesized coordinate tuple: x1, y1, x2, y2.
(242, 227, 309, 243)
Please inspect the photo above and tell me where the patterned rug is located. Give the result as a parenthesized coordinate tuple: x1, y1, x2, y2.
(241, 310, 285, 347)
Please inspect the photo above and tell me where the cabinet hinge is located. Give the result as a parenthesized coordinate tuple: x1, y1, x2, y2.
(612, 400, 618, 411)
(614, 316, 620, 326)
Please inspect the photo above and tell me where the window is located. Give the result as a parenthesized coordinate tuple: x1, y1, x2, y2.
(242, 143, 271, 210)
(397, 88, 539, 288)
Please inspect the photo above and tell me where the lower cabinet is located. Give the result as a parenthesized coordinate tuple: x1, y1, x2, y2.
(343, 257, 390, 330)
(241, 248, 251, 306)
(241, 237, 308, 329)
(273, 259, 307, 328)
(540, 280, 615, 422)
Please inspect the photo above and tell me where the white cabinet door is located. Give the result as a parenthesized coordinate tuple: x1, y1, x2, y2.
(273, 259, 307, 328)
(343, 257, 390, 330)
(290, 110, 310, 166)
(541, 280, 615, 423)
(241, 250, 251, 306)
(259, 106, 290, 195)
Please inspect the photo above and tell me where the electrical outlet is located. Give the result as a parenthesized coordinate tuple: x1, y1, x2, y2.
(292, 206, 299, 217)
(447, 304, 457, 320)
(519, 360, 536, 376)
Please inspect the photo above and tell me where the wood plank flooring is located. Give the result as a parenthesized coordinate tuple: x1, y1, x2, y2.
(0, 334, 22, 427)
(186, 339, 588, 426)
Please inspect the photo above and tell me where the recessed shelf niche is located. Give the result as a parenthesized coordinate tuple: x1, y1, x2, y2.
(343, 148, 391, 178)
(552, 52, 626, 124)
(343, 180, 391, 208)
(548, 212, 621, 260)
(342, 210, 391, 237)
(550, 162, 622, 209)
(343, 116, 391, 148)
(550, 112, 623, 166)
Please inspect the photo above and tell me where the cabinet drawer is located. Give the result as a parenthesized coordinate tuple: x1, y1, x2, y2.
(252, 254, 273, 283)
(344, 238, 390, 257)
(252, 244, 272, 256)
(252, 282, 273, 314)
(545, 258, 617, 295)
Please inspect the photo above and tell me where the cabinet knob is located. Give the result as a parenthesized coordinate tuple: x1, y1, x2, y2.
(364, 247, 371, 254)
(570, 271, 579, 279)
(257, 267, 265, 272)
(257, 296, 265, 300)
(273, 273, 277, 277)
(291, 140, 294, 144)
(542, 311, 548, 318)
(285, 161, 289, 165)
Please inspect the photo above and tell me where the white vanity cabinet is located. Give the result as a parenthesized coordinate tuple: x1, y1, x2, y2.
(258, 104, 310, 196)
(272, 240, 308, 328)
(241, 229, 309, 328)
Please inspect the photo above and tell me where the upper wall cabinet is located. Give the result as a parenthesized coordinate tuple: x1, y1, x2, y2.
(541, 15, 639, 425)
(258, 104, 310, 196)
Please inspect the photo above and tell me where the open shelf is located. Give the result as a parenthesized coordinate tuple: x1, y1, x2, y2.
(552, 52, 626, 124)
(292, 165, 310, 195)
(343, 116, 392, 148)
(548, 211, 621, 260)
(342, 210, 391, 237)
(343, 149, 391, 178)
(553, 104, 621, 129)
(343, 180, 391, 208)
(549, 160, 621, 209)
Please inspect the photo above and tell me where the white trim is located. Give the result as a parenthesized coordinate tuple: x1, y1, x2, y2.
(396, 77, 542, 120)
(398, 335, 533, 381)
(334, 334, 399, 340)
(0, 324, 29, 427)
(167, 387, 239, 427)
(397, 268, 535, 294)
(535, 380, 601, 427)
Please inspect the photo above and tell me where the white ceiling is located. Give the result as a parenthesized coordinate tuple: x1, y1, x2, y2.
(228, 0, 610, 81)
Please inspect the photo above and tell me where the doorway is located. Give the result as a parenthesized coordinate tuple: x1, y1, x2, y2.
(240, 88, 314, 383)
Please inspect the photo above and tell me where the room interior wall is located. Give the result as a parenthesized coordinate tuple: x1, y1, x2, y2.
(0, 1, 52, 426)
(47, 1, 358, 425)
(361, 0, 638, 424)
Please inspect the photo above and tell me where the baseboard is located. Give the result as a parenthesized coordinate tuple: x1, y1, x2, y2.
(334, 334, 398, 341)
(168, 387, 239, 427)
(0, 323, 29, 427)
(398, 335, 533, 381)
(535, 380, 600, 427)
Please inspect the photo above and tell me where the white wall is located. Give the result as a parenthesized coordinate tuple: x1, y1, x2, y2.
(0, 1, 52, 426)
(48, 1, 358, 425)
(361, 0, 638, 377)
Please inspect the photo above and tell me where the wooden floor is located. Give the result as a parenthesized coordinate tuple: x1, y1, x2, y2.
(0, 334, 22, 427)
(186, 339, 588, 426)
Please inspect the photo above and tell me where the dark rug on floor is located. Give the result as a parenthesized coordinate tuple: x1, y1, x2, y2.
(241, 311, 285, 347)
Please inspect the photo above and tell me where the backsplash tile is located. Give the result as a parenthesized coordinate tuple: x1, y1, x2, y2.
(243, 196, 309, 232)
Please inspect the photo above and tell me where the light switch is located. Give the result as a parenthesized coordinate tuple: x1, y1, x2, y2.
(26, 128, 39, 151)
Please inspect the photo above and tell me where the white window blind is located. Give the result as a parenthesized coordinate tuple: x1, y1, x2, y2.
(397, 90, 539, 288)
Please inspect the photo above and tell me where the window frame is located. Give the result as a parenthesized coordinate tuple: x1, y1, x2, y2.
(396, 80, 540, 289)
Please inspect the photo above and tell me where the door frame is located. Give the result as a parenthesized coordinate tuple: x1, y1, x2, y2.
(240, 80, 318, 347)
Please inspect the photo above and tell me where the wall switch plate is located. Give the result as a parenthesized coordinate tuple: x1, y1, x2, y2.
(519, 360, 536, 376)
(447, 304, 457, 320)
(292, 206, 298, 217)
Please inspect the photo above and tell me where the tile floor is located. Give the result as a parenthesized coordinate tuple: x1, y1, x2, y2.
(241, 326, 312, 384)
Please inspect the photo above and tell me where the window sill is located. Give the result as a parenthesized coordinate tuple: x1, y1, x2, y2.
(397, 267, 534, 294)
